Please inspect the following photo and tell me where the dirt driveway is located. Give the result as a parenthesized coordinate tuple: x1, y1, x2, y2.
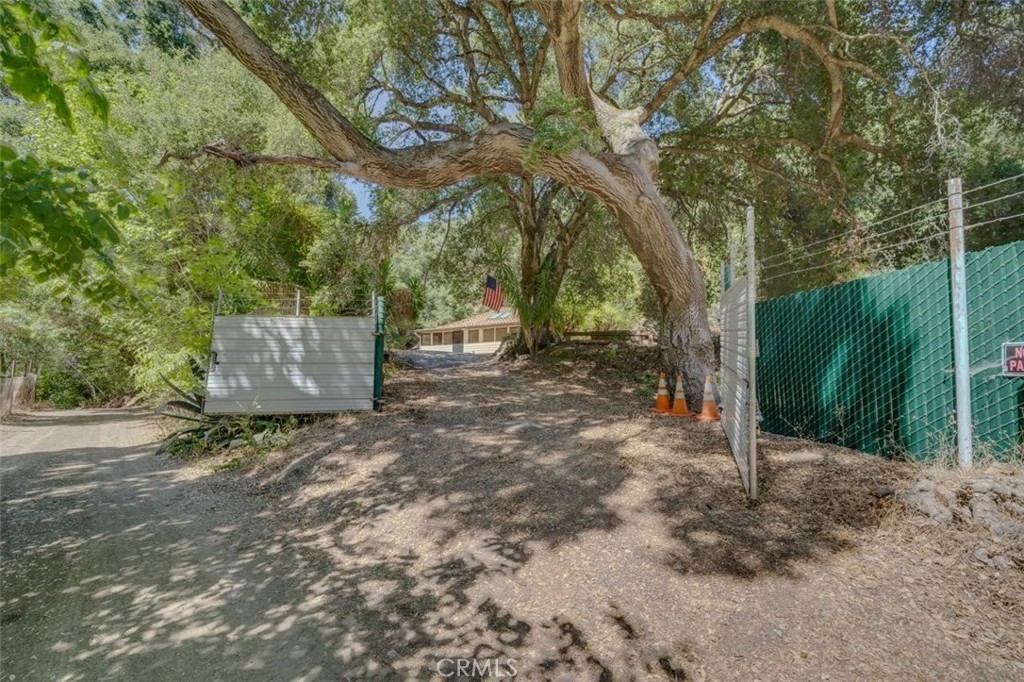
(2, 356, 1021, 681)
(246, 351, 1023, 680)
(397, 350, 490, 371)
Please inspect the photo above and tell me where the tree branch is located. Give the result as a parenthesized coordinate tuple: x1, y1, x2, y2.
(159, 141, 343, 171)
(179, 0, 376, 163)
(642, 12, 857, 154)
(531, 0, 591, 105)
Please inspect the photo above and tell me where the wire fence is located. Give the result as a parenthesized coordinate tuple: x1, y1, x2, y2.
(215, 283, 377, 318)
(1, 360, 37, 417)
(753, 176, 1024, 462)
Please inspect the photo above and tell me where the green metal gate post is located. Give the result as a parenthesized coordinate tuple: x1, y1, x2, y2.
(373, 295, 385, 411)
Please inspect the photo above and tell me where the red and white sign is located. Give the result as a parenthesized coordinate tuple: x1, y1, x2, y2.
(1003, 342, 1024, 377)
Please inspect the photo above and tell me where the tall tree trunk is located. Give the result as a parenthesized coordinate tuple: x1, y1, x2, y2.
(535, 1, 715, 405)
(592, 167, 714, 408)
(505, 178, 584, 357)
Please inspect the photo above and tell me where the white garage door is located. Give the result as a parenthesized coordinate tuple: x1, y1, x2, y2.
(204, 315, 375, 415)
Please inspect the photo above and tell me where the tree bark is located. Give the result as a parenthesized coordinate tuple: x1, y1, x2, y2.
(181, 0, 715, 404)
(534, 0, 714, 405)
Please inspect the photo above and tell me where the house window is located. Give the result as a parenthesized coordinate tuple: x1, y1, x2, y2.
(433, 333, 442, 345)
(443, 332, 453, 344)
(421, 334, 431, 346)
(468, 329, 479, 343)
(483, 328, 495, 342)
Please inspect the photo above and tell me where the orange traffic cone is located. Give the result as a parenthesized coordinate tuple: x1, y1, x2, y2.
(652, 372, 671, 413)
(695, 375, 721, 421)
(670, 374, 691, 417)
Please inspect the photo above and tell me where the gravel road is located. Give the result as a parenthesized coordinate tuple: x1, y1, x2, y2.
(0, 409, 346, 681)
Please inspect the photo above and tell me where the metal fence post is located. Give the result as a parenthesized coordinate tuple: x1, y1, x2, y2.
(746, 206, 758, 499)
(372, 295, 385, 411)
(947, 177, 973, 468)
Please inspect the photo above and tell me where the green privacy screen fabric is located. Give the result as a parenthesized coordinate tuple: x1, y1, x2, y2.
(756, 240, 1023, 460)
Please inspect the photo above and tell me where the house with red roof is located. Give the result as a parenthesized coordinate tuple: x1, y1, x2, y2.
(415, 309, 520, 354)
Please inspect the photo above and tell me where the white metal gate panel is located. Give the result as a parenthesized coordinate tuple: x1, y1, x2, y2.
(720, 206, 758, 499)
(721, 277, 756, 497)
(205, 315, 374, 415)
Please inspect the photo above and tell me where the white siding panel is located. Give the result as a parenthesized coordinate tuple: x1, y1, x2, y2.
(214, 350, 375, 364)
(212, 328, 372, 341)
(721, 277, 752, 494)
(212, 339, 372, 353)
(205, 315, 374, 415)
(208, 366, 373, 382)
(207, 375, 373, 391)
(205, 386, 372, 401)
(204, 398, 372, 415)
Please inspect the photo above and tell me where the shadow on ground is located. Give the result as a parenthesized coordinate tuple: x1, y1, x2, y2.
(228, 355, 921, 678)
(4, 361, 1006, 681)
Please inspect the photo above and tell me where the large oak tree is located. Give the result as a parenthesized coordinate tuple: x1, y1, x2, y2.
(178, 0, 904, 404)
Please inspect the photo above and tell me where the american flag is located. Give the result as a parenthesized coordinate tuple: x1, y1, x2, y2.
(482, 275, 505, 311)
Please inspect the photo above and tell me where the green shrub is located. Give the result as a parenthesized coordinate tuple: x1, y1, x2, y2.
(35, 370, 90, 409)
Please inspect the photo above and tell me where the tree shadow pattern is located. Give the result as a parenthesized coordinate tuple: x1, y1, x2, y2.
(1, 364, 920, 681)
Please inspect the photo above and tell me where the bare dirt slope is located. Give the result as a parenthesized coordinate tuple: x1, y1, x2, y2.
(246, 348, 1022, 680)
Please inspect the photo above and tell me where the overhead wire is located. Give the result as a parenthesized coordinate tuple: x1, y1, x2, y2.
(964, 211, 1024, 231)
(760, 195, 946, 264)
(761, 232, 945, 283)
(960, 171, 1024, 196)
(761, 174, 1024, 284)
(762, 210, 946, 273)
(963, 188, 1024, 211)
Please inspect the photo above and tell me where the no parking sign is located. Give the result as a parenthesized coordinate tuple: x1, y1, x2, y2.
(1003, 342, 1024, 377)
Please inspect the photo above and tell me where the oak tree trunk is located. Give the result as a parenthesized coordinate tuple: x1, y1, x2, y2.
(599, 178, 715, 409)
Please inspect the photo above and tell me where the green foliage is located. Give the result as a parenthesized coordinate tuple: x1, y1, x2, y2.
(497, 260, 558, 356)
(523, 93, 599, 172)
(2, 0, 1022, 408)
(35, 369, 89, 409)
(0, 0, 108, 129)
(156, 372, 306, 461)
(0, 144, 126, 284)
(1, 275, 136, 407)
(0, 0, 129, 297)
(403, 275, 426, 316)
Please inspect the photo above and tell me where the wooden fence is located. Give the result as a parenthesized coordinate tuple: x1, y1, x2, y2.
(1, 366, 38, 417)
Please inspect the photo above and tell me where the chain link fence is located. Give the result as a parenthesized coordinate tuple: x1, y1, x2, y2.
(966, 243, 1024, 454)
(754, 175, 1024, 462)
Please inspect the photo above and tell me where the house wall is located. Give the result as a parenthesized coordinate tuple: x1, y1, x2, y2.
(419, 341, 502, 355)
(417, 326, 518, 354)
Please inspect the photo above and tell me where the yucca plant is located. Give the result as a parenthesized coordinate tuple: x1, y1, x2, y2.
(154, 373, 280, 458)
(497, 261, 559, 357)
